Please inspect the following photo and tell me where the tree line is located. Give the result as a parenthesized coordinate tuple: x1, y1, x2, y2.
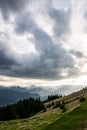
(44, 94, 62, 103)
(0, 97, 44, 121)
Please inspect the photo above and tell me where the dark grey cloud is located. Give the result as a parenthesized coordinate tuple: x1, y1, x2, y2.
(70, 50, 84, 58)
(0, 0, 29, 20)
(0, 0, 81, 80)
(48, 5, 71, 38)
(0, 49, 14, 69)
(13, 11, 78, 79)
(0, 41, 18, 77)
(83, 11, 87, 33)
(84, 12, 87, 19)
(0, 42, 16, 69)
(15, 13, 34, 34)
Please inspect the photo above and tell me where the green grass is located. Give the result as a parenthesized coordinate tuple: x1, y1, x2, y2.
(42, 99, 87, 130)
(0, 108, 62, 130)
(0, 98, 86, 130)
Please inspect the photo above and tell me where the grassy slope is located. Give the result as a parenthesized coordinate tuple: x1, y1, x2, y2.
(0, 89, 87, 130)
(0, 100, 80, 130)
(0, 108, 61, 130)
(42, 99, 87, 130)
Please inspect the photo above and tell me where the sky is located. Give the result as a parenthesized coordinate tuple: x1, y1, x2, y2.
(0, 0, 87, 91)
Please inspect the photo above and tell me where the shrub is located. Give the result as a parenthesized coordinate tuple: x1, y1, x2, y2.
(52, 102, 54, 106)
(43, 107, 46, 112)
(53, 102, 60, 109)
(60, 104, 65, 110)
(79, 97, 85, 102)
(62, 107, 67, 113)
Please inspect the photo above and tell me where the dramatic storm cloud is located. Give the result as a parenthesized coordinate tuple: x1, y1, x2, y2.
(0, 0, 29, 20)
(0, 0, 87, 88)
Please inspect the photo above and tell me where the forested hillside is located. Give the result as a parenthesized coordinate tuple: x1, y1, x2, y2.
(0, 98, 44, 121)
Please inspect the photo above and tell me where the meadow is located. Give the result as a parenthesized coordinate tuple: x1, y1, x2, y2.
(0, 89, 87, 130)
